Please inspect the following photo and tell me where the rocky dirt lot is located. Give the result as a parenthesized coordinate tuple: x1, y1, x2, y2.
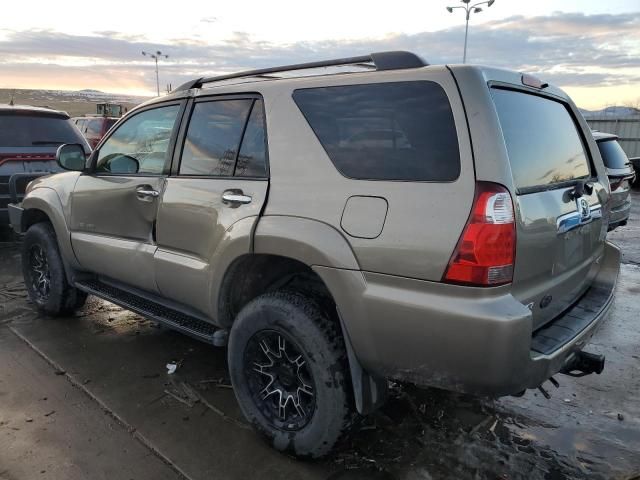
(0, 191, 639, 480)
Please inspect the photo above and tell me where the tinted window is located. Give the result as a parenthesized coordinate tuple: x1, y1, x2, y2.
(96, 105, 179, 175)
(292, 81, 460, 181)
(491, 89, 590, 190)
(597, 139, 629, 169)
(179, 100, 253, 176)
(0, 114, 88, 148)
(236, 100, 267, 177)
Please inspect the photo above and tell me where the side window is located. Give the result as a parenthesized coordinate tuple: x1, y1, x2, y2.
(236, 100, 268, 177)
(75, 119, 87, 133)
(293, 81, 460, 181)
(86, 118, 103, 136)
(179, 100, 253, 176)
(96, 105, 180, 175)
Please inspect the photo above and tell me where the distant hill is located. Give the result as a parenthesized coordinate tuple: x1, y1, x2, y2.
(0, 88, 150, 117)
(581, 106, 640, 118)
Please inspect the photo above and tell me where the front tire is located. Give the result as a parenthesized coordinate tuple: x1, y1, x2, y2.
(22, 222, 87, 316)
(228, 290, 353, 458)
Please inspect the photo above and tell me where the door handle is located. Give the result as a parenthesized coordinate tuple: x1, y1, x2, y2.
(136, 185, 159, 201)
(222, 190, 252, 205)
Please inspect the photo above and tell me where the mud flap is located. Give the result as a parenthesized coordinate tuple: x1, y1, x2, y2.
(337, 310, 388, 415)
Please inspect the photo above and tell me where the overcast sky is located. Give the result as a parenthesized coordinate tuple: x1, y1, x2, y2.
(1, 0, 639, 108)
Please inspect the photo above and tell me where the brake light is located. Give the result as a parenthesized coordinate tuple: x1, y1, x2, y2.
(444, 182, 516, 286)
(0, 154, 56, 167)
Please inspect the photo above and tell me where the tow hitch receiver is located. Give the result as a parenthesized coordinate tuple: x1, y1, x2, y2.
(561, 351, 605, 378)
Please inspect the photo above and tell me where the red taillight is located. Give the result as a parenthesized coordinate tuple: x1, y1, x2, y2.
(0, 154, 56, 167)
(443, 182, 516, 287)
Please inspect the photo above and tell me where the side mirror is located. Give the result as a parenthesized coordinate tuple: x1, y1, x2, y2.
(56, 144, 87, 171)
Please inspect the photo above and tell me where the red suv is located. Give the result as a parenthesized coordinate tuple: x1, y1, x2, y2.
(72, 116, 118, 149)
(0, 104, 90, 224)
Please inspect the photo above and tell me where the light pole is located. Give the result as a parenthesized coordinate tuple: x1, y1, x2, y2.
(142, 50, 169, 96)
(446, 0, 496, 64)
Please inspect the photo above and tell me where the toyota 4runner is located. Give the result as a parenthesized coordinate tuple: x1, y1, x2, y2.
(8, 51, 620, 457)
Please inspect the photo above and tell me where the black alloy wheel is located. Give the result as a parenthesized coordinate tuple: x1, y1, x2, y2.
(244, 330, 316, 431)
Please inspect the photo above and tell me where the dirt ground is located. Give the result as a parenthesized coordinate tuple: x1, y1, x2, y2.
(0, 191, 639, 480)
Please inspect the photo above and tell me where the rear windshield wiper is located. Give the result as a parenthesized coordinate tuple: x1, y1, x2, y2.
(32, 140, 64, 145)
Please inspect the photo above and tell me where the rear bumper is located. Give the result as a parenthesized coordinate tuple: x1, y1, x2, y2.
(318, 242, 620, 397)
(608, 195, 631, 230)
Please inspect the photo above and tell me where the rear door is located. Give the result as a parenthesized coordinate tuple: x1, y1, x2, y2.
(69, 102, 184, 292)
(491, 88, 607, 329)
(153, 96, 269, 315)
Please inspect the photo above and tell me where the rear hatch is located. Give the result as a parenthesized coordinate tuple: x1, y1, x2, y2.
(0, 112, 90, 204)
(490, 87, 607, 330)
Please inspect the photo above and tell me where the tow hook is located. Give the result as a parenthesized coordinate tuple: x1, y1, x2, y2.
(514, 352, 606, 399)
(561, 351, 605, 377)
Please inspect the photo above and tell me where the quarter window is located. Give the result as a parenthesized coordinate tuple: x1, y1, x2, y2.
(96, 105, 180, 175)
(292, 81, 461, 181)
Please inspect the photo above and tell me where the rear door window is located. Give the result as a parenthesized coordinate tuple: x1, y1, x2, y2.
(292, 81, 460, 181)
(179, 100, 253, 176)
(597, 139, 629, 170)
(179, 98, 268, 178)
(491, 88, 591, 192)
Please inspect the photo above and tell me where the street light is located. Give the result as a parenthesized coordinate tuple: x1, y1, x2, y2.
(446, 0, 496, 64)
(142, 50, 169, 96)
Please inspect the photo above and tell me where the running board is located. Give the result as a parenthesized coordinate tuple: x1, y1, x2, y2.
(75, 279, 228, 346)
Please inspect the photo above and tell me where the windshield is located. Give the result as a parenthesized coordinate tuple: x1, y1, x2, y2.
(597, 139, 630, 170)
(0, 114, 88, 148)
(492, 88, 591, 192)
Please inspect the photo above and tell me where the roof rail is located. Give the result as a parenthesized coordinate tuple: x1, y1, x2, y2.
(173, 51, 427, 92)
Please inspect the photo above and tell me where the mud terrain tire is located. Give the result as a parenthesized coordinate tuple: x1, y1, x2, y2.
(228, 290, 353, 458)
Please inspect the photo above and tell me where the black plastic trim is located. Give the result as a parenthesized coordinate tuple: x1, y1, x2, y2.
(173, 51, 427, 91)
(75, 277, 220, 344)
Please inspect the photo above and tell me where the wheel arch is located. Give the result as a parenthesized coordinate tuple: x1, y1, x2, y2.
(217, 216, 386, 414)
(21, 189, 81, 271)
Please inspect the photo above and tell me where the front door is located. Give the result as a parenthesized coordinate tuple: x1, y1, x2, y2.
(69, 103, 183, 293)
(154, 96, 269, 315)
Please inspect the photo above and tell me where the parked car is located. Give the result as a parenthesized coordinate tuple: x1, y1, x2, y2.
(9, 52, 620, 457)
(72, 116, 118, 149)
(0, 104, 90, 225)
(630, 157, 640, 183)
(592, 131, 635, 230)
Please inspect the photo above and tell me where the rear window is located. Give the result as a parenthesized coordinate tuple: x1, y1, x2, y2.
(292, 81, 460, 181)
(491, 89, 590, 191)
(597, 139, 629, 170)
(0, 114, 87, 148)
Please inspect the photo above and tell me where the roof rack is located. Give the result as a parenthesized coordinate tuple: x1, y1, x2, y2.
(173, 51, 427, 92)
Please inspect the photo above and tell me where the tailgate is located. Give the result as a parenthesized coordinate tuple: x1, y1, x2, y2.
(491, 88, 608, 330)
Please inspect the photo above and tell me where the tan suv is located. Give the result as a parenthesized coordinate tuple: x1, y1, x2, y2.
(8, 51, 620, 457)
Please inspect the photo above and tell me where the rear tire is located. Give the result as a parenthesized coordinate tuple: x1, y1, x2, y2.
(22, 222, 87, 316)
(228, 290, 353, 458)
